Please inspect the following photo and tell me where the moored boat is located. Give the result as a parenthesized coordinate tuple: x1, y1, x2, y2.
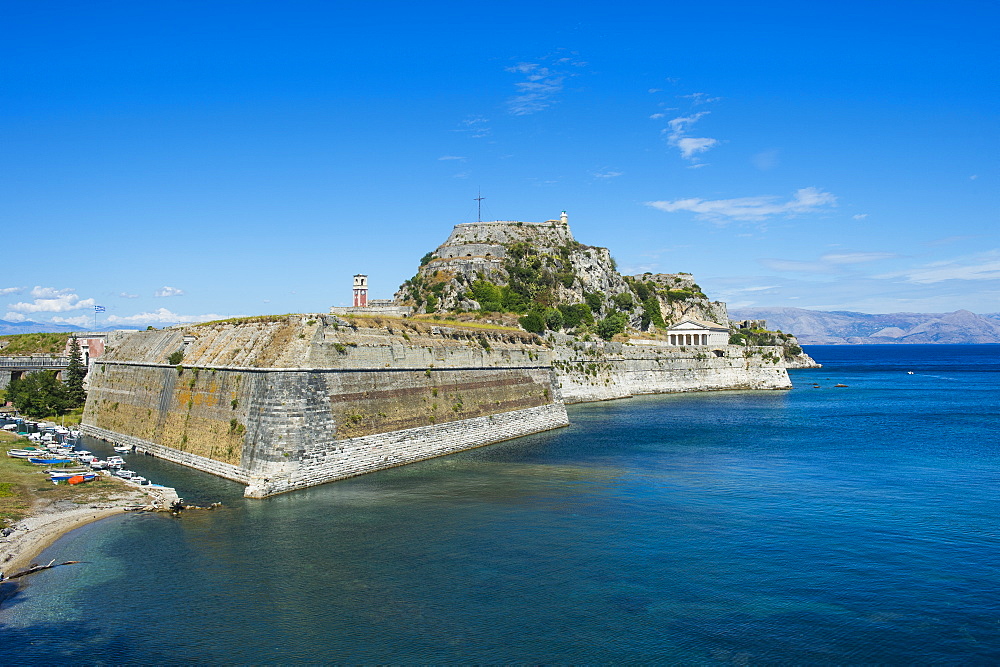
(49, 471, 99, 483)
(6, 447, 46, 458)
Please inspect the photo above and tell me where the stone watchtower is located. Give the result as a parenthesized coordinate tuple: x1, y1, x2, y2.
(353, 274, 368, 308)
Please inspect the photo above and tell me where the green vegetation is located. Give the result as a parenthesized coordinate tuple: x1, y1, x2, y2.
(65, 336, 87, 405)
(5, 370, 79, 418)
(518, 311, 545, 334)
(167, 349, 184, 365)
(193, 314, 296, 328)
(557, 303, 594, 329)
(595, 313, 627, 340)
(0, 332, 71, 355)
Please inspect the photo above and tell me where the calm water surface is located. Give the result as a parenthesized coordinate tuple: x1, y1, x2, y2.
(2, 345, 998, 663)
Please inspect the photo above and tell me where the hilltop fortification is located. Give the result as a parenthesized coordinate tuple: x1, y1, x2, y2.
(396, 215, 731, 331)
(394, 214, 815, 395)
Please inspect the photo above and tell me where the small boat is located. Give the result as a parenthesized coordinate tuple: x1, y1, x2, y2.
(6, 448, 45, 458)
(106, 456, 125, 468)
(49, 471, 99, 483)
(113, 445, 132, 454)
(115, 469, 136, 479)
(131, 476, 149, 485)
(30, 457, 75, 465)
(89, 460, 107, 470)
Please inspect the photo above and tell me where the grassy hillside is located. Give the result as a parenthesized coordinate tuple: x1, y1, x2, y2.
(0, 332, 72, 356)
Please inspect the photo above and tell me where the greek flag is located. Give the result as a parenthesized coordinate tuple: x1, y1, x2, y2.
(94, 305, 106, 313)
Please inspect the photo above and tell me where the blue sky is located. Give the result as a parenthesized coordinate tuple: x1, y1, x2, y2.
(2, 1, 997, 328)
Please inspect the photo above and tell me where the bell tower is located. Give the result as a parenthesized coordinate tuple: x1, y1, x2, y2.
(353, 274, 368, 308)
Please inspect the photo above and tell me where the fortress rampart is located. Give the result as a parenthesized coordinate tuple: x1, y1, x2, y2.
(81, 316, 569, 497)
(553, 339, 792, 403)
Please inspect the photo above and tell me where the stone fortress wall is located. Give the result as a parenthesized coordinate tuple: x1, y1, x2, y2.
(81, 315, 569, 497)
(553, 338, 792, 403)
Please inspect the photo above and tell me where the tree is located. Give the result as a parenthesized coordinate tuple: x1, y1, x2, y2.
(518, 311, 545, 335)
(7, 371, 72, 418)
(543, 307, 564, 332)
(65, 336, 87, 406)
(595, 313, 627, 340)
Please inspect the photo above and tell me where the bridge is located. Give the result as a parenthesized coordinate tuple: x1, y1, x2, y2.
(0, 356, 71, 389)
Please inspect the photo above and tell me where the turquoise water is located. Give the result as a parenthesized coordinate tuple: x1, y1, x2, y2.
(2, 345, 998, 663)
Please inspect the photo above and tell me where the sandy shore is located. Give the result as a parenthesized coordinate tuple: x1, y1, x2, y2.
(0, 485, 179, 577)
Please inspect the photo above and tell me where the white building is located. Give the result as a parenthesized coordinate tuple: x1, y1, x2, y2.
(664, 319, 730, 347)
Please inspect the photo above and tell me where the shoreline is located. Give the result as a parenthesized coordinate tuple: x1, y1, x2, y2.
(0, 485, 178, 580)
(0, 504, 129, 575)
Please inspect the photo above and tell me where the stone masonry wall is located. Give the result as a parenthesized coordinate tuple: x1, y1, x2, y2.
(554, 340, 792, 403)
(82, 317, 568, 497)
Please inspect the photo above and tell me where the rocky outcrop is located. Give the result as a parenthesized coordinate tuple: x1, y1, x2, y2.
(395, 216, 731, 333)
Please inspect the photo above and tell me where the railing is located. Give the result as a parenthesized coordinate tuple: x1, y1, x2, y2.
(0, 356, 71, 368)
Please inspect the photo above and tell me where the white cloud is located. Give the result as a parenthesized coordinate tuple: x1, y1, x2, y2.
(592, 170, 623, 179)
(674, 136, 719, 159)
(852, 213, 868, 220)
(822, 252, 895, 265)
(876, 250, 1000, 284)
(649, 113, 665, 119)
(154, 286, 184, 297)
(970, 174, 979, 180)
(759, 251, 896, 274)
(681, 92, 722, 105)
(759, 258, 835, 274)
(662, 111, 719, 162)
(119, 292, 139, 298)
(505, 55, 585, 116)
(646, 187, 837, 223)
(455, 116, 490, 139)
(0, 286, 23, 296)
(105, 308, 221, 324)
(3, 312, 27, 322)
(51, 315, 92, 326)
(438, 155, 465, 161)
(7, 286, 96, 313)
(506, 63, 565, 115)
(734, 285, 780, 292)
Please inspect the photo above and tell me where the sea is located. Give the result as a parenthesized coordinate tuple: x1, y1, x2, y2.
(1, 344, 998, 663)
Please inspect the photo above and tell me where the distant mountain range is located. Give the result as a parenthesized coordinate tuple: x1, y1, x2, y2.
(729, 308, 1000, 345)
(0, 320, 138, 336)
